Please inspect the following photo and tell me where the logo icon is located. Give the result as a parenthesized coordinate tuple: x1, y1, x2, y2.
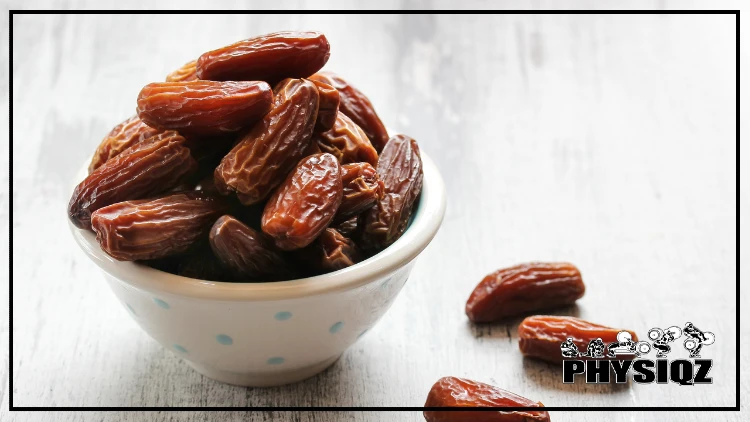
(682, 322, 714, 358)
(607, 331, 651, 358)
(560, 338, 580, 358)
(648, 326, 682, 358)
(581, 338, 606, 358)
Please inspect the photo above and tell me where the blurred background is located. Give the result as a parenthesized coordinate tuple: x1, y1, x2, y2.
(5, 3, 743, 422)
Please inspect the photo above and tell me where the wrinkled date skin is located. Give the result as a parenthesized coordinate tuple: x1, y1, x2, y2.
(90, 192, 230, 261)
(214, 78, 320, 205)
(88, 116, 163, 173)
(336, 162, 384, 222)
(309, 71, 389, 151)
(69, 131, 197, 229)
(309, 79, 340, 132)
(262, 153, 343, 250)
(518, 316, 638, 364)
(297, 228, 360, 272)
(359, 134, 423, 251)
(424, 377, 550, 422)
(136, 80, 273, 136)
(466, 262, 585, 323)
(166, 60, 198, 82)
(273, 77, 339, 133)
(197, 31, 330, 85)
(314, 112, 378, 166)
(209, 215, 295, 281)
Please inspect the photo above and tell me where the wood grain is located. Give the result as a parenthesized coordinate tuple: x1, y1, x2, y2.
(5, 5, 743, 422)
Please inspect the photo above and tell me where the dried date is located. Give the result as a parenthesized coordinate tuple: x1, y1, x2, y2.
(309, 71, 389, 151)
(88, 116, 162, 173)
(209, 215, 295, 280)
(309, 79, 340, 132)
(136, 80, 273, 136)
(296, 228, 360, 273)
(196, 31, 330, 84)
(424, 377, 549, 422)
(359, 134, 423, 251)
(166, 60, 198, 82)
(335, 162, 383, 222)
(214, 78, 320, 205)
(518, 316, 638, 364)
(69, 131, 197, 229)
(90, 192, 229, 261)
(466, 262, 585, 323)
(314, 112, 378, 166)
(261, 153, 342, 250)
(334, 216, 358, 237)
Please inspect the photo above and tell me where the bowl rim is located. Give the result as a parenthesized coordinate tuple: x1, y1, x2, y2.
(69, 151, 446, 301)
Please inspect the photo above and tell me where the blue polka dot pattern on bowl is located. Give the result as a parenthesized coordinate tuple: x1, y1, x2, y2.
(173, 344, 188, 353)
(267, 357, 285, 365)
(380, 276, 393, 289)
(274, 311, 292, 321)
(329, 321, 344, 334)
(216, 334, 233, 345)
(357, 329, 368, 338)
(153, 298, 170, 309)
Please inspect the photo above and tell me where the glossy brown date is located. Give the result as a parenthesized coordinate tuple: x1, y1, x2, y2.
(314, 112, 378, 166)
(359, 134, 423, 251)
(68, 131, 197, 229)
(309, 71, 389, 151)
(90, 192, 229, 261)
(466, 262, 585, 323)
(166, 60, 198, 82)
(424, 377, 550, 422)
(88, 116, 163, 173)
(335, 162, 383, 222)
(136, 80, 273, 136)
(518, 316, 638, 364)
(309, 79, 340, 132)
(196, 31, 330, 84)
(214, 78, 319, 205)
(261, 153, 343, 250)
(209, 215, 295, 281)
(296, 228, 360, 272)
(272, 77, 338, 133)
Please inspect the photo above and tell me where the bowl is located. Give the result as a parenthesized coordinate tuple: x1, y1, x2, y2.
(68, 152, 446, 387)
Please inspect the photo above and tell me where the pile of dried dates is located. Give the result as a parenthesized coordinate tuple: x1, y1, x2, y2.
(68, 31, 424, 282)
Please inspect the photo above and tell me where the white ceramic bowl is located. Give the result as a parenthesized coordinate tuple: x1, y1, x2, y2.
(69, 152, 446, 387)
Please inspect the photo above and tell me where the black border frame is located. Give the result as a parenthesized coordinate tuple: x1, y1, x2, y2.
(7, 8, 741, 413)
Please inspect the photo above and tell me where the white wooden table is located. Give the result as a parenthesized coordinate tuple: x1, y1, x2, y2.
(5, 4, 744, 422)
